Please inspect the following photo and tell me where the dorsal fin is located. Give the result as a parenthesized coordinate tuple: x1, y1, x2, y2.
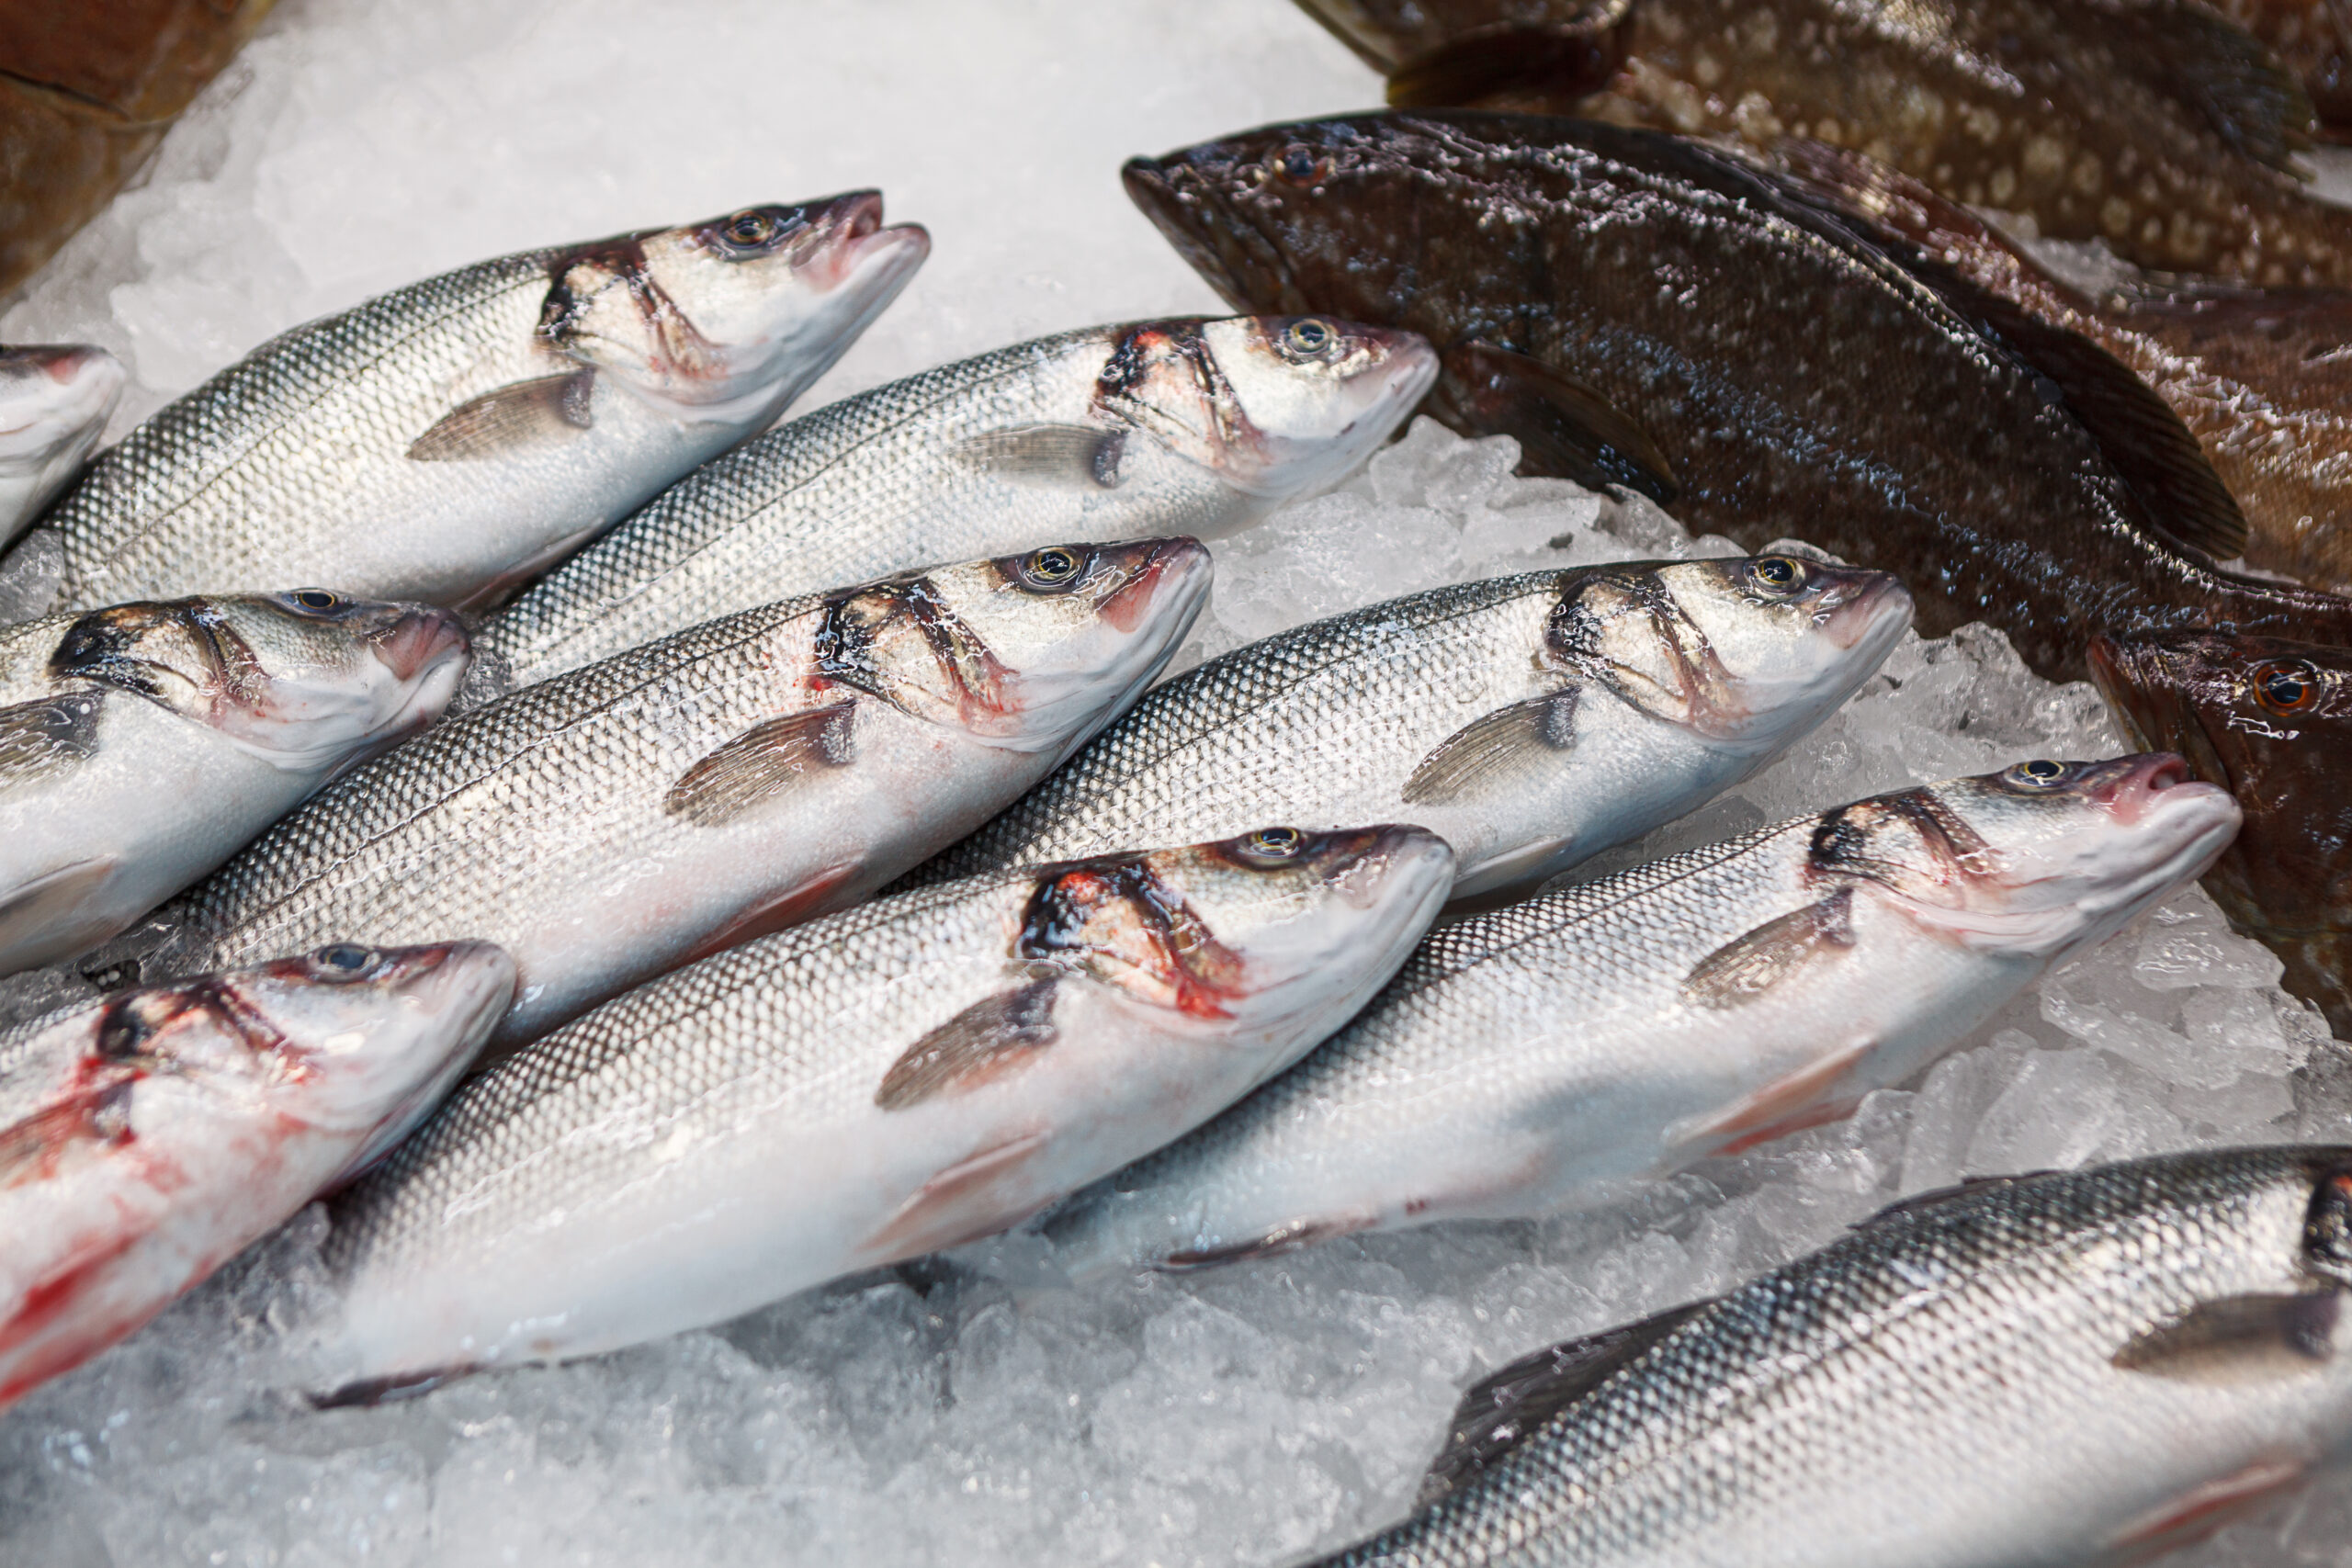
(1419, 1300, 1711, 1506)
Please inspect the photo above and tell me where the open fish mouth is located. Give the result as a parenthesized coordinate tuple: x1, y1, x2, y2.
(363, 606, 471, 684)
(796, 191, 931, 294)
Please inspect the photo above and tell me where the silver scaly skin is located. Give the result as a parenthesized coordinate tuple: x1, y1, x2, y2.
(1312, 1145, 2352, 1568)
(0, 941, 514, 1413)
(917, 556, 1911, 899)
(476, 314, 1435, 692)
(311, 825, 1453, 1403)
(0, 591, 469, 976)
(0, 345, 122, 547)
(142, 540, 1212, 1049)
(16, 196, 927, 615)
(1049, 759, 2242, 1275)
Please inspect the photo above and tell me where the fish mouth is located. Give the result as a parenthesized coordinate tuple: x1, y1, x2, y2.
(366, 605, 472, 684)
(1816, 570, 1915, 652)
(1097, 536, 1213, 635)
(799, 190, 931, 294)
(1322, 823, 1457, 911)
(0, 344, 123, 451)
(2079, 752, 2227, 829)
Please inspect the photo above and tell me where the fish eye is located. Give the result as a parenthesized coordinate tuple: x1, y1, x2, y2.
(1235, 826, 1307, 866)
(1272, 145, 1333, 186)
(2254, 658, 2320, 715)
(721, 209, 780, 248)
(1280, 318, 1339, 360)
(288, 588, 344, 614)
(1014, 547, 1088, 592)
(2005, 759, 2073, 790)
(1747, 557, 1807, 597)
(310, 942, 380, 979)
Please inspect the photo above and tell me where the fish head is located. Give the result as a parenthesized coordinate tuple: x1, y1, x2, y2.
(1811, 756, 2241, 962)
(0, 344, 123, 495)
(82, 942, 514, 1138)
(1091, 315, 1435, 503)
(815, 538, 1212, 754)
(540, 193, 929, 420)
(48, 591, 470, 772)
(1550, 556, 1910, 754)
(1020, 824, 1453, 1043)
(2089, 631, 2352, 944)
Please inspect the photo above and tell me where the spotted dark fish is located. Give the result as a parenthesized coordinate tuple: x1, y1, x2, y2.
(1124, 111, 2352, 680)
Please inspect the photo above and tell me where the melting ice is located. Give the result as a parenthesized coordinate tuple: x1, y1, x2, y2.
(2, 1, 2348, 1564)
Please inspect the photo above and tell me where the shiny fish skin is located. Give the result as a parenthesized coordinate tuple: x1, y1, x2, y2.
(1296, 0, 2352, 288)
(314, 826, 1454, 1400)
(0, 345, 120, 547)
(479, 315, 1435, 691)
(1050, 758, 2238, 1275)
(917, 556, 1909, 898)
(1124, 113, 2352, 681)
(2092, 630, 2352, 1038)
(0, 941, 514, 1412)
(16, 195, 927, 615)
(1310, 1145, 2352, 1568)
(143, 540, 1211, 1049)
(0, 591, 469, 976)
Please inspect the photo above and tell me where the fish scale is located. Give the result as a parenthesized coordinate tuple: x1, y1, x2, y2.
(1315, 1146, 2352, 1567)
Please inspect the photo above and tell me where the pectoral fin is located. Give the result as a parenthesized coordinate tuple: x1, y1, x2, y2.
(1420, 1298, 1712, 1506)
(664, 703, 857, 827)
(1402, 689, 1578, 806)
(1433, 342, 1679, 502)
(951, 423, 1125, 489)
(0, 691, 101, 789)
(1159, 1213, 1372, 1272)
(1679, 887, 1856, 1009)
(2112, 1292, 2341, 1384)
(407, 370, 596, 461)
(863, 1130, 1051, 1258)
(875, 978, 1059, 1111)
(1385, 17, 1632, 111)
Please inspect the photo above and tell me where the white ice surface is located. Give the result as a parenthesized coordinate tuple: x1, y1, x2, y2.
(2, 4, 2348, 1565)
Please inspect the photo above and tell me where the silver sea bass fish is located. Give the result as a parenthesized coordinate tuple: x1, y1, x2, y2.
(1054, 758, 2239, 1273)
(477, 314, 1435, 690)
(922, 555, 1911, 898)
(0, 344, 122, 547)
(16, 196, 928, 615)
(0, 941, 514, 1412)
(0, 590, 469, 975)
(142, 540, 1212, 1047)
(1312, 1145, 2352, 1568)
(313, 824, 1453, 1401)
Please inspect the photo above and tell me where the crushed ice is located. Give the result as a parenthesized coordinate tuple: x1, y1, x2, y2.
(1, 1, 2346, 1562)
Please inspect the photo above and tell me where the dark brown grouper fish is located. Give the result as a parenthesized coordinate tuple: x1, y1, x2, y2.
(1780, 139, 2352, 595)
(1290, 0, 2352, 288)
(1124, 111, 2352, 681)
(2091, 629, 2352, 1035)
(2208, 0, 2352, 138)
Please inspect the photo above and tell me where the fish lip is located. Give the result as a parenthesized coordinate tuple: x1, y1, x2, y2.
(1098, 536, 1213, 635)
(1818, 572, 1914, 651)
(1331, 824, 1456, 909)
(2082, 750, 2226, 826)
(366, 605, 473, 684)
(0, 344, 124, 443)
(800, 191, 930, 293)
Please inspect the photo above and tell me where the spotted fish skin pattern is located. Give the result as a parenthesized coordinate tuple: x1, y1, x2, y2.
(911, 558, 1908, 899)
(1311, 1145, 2352, 1567)
(1049, 759, 2237, 1276)
(1302, 0, 2350, 287)
(1125, 112, 2352, 681)
(143, 540, 1210, 1050)
(315, 827, 1453, 1394)
(478, 316, 1432, 691)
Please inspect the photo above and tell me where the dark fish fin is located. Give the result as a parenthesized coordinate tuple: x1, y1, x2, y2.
(1420, 1299, 1713, 1506)
(1433, 342, 1679, 502)
(307, 1363, 481, 1409)
(2120, 0, 2316, 171)
(2112, 1292, 2341, 1383)
(1157, 1213, 1373, 1271)
(1386, 18, 1630, 110)
(951, 423, 1125, 488)
(1401, 688, 1578, 807)
(1679, 886, 1856, 1009)
(1853, 1172, 2053, 1232)
(407, 370, 596, 462)
(1899, 257, 2249, 563)
(663, 703, 857, 828)
(0, 690, 102, 788)
(874, 978, 1060, 1111)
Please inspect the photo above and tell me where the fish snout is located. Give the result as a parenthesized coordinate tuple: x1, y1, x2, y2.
(1097, 536, 1212, 635)
(1815, 568, 1914, 651)
(365, 604, 472, 684)
(2078, 752, 2230, 829)
(1306, 822, 1458, 910)
(800, 190, 930, 292)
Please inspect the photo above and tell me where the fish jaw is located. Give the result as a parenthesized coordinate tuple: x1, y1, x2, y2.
(1122, 148, 1306, 317)
(1185, 316, 1438, 502)
(0, 345, 123, 544)
(201, 599, 473, 775)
